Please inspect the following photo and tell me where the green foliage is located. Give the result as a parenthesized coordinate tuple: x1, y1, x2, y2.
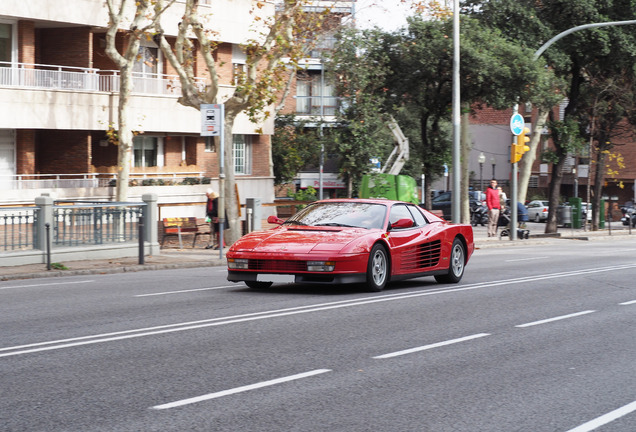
(181, 177, 202, 185)
(544, 118, 585, 160)
(50, 263, 68, 270)
(272, 115, 325, 185)
(326, 16, 548, 193)
(288, 185, 317, 202)
(288, 186, 317, 210)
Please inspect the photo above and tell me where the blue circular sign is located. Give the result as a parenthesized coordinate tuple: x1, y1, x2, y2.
(510, 113, 525, 136)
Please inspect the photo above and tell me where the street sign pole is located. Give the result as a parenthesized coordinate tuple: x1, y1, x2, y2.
(509, 111, 524, 241)
(201, 104, 225, 258)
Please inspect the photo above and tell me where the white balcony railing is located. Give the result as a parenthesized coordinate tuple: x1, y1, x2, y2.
(295, 95, 341, 116)
(0, 62, 206, 96)
(0, 172, 206, 190)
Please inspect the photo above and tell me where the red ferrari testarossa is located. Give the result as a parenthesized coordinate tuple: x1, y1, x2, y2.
(227, 198, 474, 292)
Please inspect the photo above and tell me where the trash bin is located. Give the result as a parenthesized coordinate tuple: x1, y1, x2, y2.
(557, 204, 572, 227)
(568, 197, 582, 229)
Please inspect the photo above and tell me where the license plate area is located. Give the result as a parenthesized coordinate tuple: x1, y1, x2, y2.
(256, 274, 295, 283)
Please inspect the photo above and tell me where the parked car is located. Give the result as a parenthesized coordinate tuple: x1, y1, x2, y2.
(430, 191, 486, 220)
(227, 198, 474, 292)
(581, 202, 592, 222)
(526, 200, 549, 222)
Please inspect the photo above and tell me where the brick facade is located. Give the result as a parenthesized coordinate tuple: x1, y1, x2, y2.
(38, 27, 92, 68)
(36, 130, 91, 174)
(15, 130, 35, 175)
(17, 21, 35, 65)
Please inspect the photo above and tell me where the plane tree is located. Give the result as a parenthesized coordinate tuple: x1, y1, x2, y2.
(466, 0, 636, 232)
(328, 16, 544, 220)
(153, 0, 330, 243)
(104, 0, 175, 202)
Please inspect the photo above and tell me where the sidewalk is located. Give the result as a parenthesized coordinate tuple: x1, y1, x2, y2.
(1, 224, 634, 281)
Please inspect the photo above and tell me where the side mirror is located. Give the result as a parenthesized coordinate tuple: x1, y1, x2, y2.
(267, 215, 285, 225)
(390, 218, 414, 230)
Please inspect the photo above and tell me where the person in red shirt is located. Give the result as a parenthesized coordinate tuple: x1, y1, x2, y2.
(486, 179, 500, 237)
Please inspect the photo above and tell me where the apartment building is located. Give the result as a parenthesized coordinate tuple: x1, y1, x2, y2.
(277, 1, 354, 198)
(0, 0, 275, 207)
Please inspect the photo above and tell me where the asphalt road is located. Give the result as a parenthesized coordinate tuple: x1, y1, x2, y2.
(1, 240, 635, 431)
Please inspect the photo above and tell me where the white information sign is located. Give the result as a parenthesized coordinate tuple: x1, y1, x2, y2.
(201, 104, 223, 136)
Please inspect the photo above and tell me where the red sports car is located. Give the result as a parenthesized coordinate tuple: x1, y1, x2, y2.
(227, 198, 474, 292)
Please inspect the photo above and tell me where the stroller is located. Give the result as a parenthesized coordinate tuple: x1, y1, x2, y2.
(498, 207, 530, 240)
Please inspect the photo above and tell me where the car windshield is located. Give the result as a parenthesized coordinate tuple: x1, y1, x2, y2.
(284, 202, 388, 229)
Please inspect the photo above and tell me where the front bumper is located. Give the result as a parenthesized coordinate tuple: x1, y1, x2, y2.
(227, 270, 367, 285)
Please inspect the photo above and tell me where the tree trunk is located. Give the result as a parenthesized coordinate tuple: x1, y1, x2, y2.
(591, 147, 607, 231)
(544, 156, 566, 234)
(518, 108, 549, 204)
(460, 107, 471, 224)
(221, 113, 240, 245)
(115, 62, 135, 202)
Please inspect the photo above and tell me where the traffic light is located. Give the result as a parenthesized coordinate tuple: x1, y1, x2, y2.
(511, 127, 531, 163)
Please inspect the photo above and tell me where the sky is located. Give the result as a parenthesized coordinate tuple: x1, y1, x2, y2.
(352, 0, 412, 31)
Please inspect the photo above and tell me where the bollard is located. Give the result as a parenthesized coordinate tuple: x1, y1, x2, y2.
(45, 223, 51, 271)
(246, 208, 253, 233)
(138, 220, 145, 265)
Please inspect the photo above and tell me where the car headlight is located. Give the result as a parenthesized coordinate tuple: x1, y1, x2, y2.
(307, 261, 335, 272)
(228, 258, 249, 269)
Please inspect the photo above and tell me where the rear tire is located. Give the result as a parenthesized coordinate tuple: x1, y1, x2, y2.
(245, 281, 273, 289)
(365, 244, 389, 292)
(534, 214, 541, 223)
(434, 238, 465, 284)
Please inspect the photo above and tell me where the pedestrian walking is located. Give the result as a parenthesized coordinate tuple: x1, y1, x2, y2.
(486, 179, 501, 237)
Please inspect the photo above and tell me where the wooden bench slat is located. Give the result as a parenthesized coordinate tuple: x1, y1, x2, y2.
(161, 217, 210, 248)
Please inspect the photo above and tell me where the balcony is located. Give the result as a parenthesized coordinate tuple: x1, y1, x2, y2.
(0, 61, 206, 96)
(0, 172, 206, 191)
(295, 95, 341, 117)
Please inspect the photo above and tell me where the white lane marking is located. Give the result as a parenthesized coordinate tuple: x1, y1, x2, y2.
(2, 264, 636, 358)
(0, 280, 94, 291)
(564, 400, 636, 432)
(373, 333, 491, 359)
(152, 369, 331, 410)
(135, 286, 236, 297)
(505, 256, 548, 262)
(619, 300, 636, 305)
(515, 310, 596, 328)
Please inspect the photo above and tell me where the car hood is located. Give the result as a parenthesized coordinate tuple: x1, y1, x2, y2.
(230, 226, 375, 254)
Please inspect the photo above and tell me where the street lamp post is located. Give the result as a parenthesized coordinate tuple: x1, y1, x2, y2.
(491, 157, 496, 180)
(478, 152, 486, 191)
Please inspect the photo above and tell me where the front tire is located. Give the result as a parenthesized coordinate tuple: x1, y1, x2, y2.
(245, 281, 273, 289)
(366, 244, 389, 292)
(435, 238, 466, 284)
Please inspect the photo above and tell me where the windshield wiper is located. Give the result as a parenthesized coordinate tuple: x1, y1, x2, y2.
(283, 220, 308, 226)
(315, 223, 357, 228)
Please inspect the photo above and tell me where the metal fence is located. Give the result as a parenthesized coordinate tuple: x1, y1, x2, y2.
(0, 207, 38, 252)
(52, 202, 145, 246)
(0, 202, 146, 251)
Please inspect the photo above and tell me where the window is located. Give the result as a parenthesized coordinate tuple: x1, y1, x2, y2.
(205, 136, 216, 152)
(296, 71, 337, 115)
(233, 63, 247, 86)
(407, 205, 427, 227)
(232, 44, 247, 86)
(133, 45, 158, 75)
(133, 136, 158, 167)
(132, 44, 161, 93)
(0, 23, 13, 65)
(389, 204, 415, 228)
(233, 134, 251, 175)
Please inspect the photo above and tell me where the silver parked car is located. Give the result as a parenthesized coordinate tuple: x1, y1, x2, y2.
(581, 202, 592, 222)
(526, 200, 549, 222)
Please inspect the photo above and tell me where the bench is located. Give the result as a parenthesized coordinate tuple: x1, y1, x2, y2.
(161, 217, 210, 248)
